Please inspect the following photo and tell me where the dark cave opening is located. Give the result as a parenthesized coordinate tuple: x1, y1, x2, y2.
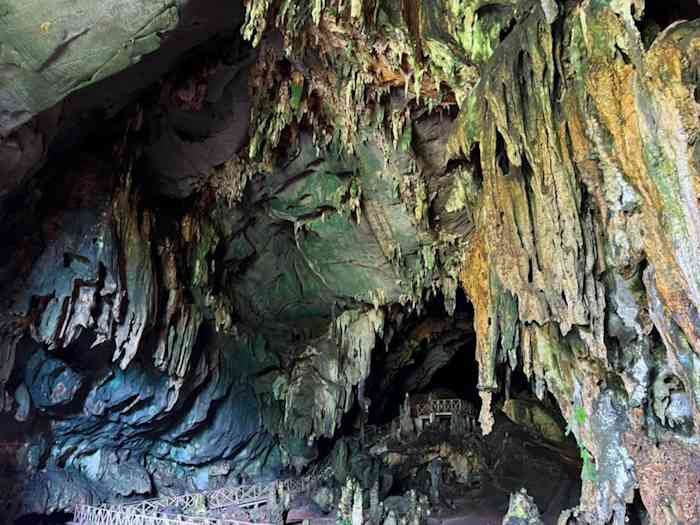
(0, 420, 28, 523)
(14, 514, 74, 525)
(636, 0, 700, 48)
(423, 341, 480, 407)
(641, 0, 700, 28)
(626, 489, 650, 525)
(365, 288, 477, 426)
(348, 287, 582, 523)
(404, 287, 480, 406)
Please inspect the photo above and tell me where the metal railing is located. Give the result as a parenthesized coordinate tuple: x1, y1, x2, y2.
(120, 483, 269, 514)
(413, 398, 466, 417)
(432, 398, 465, 415)
(73, 504, 263, 525)
(74, 475, 322, 525)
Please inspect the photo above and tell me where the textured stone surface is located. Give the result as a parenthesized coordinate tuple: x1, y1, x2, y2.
(1, 0, 700, 523)
(502, 398, 565, 444)
(0, 0, 178, 133)
(502, 489, 543, 525)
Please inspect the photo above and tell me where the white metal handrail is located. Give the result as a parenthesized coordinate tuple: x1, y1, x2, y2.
(74, 475, 322, 525)
(73, 504, 267, 525)
(413, 398, 466, 417)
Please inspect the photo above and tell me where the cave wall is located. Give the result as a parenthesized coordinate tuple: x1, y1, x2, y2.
(1, 0, 700, 523)
(452, 6, 700, 523)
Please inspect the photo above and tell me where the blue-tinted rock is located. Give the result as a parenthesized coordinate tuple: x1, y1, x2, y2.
(24, 351, 83, 409)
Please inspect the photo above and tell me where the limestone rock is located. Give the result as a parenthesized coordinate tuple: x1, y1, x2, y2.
(312, 485, 335, 514)
(502, 489, 544, 525)
(24, 351, 83, 410)
(0, 0, 178, 133)
(502, 399, 566, 444)
(2, 0, 700, 522)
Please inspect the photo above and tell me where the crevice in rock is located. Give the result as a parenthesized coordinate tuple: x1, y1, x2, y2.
(475, 4, 517, 47)
(637, 0, 700, 48)
(625, 489, 649, 525)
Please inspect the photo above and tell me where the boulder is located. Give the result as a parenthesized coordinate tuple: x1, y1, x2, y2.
(502, 489, 544, 525)
(502, 399, 565, 444)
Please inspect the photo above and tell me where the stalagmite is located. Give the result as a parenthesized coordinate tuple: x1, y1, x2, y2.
(352, 485, 364, 525)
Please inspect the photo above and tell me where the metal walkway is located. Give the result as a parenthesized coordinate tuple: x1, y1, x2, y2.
(73, 476, 320, 525)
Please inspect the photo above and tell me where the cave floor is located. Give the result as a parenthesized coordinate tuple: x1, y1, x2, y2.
(473, 415, 581, 524)
(426, 475, 578, 525)
(289, 413, 581, 525)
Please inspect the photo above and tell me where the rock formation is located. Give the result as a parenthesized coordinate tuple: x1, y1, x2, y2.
(1, 0, 700, 523)
(502, 489, 543, 525)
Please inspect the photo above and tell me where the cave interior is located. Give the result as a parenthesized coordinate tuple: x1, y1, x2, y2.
(1, 0, 699, 524)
